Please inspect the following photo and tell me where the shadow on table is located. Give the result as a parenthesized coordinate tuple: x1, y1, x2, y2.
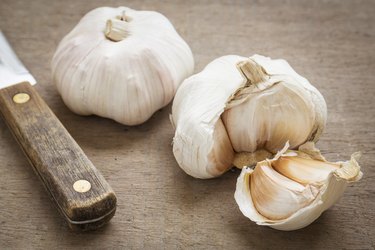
(53, 95, 172, 152)
(227, 209, 352, 249)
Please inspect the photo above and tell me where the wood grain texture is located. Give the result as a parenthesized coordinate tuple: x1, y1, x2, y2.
(0, 0, 374, 249)
(0, 82, 116, 230)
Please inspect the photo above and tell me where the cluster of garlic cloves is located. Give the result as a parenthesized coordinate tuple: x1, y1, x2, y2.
(52, 7, 194, 125)
(234, 142, 362, 231)
(172, 55, 327, 178)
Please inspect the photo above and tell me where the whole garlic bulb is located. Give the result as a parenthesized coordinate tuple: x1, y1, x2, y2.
(171, 55, 327, 178)
(234, 142, 362, 231)
(52, 7, 194, 125)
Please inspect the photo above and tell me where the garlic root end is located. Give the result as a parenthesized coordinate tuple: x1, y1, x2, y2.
(233, 149, 273, 169)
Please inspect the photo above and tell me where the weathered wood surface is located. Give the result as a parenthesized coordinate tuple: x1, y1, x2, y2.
(0, 0, 374, 249)
(0, 82, 116, 230)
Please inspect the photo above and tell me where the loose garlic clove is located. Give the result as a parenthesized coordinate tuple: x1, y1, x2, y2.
(272, 156, 339, 184)
(171, 55, 326, 178)
(52, 7, 194, 125)
(234, 142, 362, 231)
(250, 163, 319, 220)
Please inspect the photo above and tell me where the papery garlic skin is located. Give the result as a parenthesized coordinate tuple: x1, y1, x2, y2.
(52, 7, 194, 125)
(171, 55, 326, 178)
(234, 142, 362, 231)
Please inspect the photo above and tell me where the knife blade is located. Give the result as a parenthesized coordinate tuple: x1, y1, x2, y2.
(0, 31, 116, 230)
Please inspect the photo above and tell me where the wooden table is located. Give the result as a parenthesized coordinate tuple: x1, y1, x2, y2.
(0, 0, 374, 249)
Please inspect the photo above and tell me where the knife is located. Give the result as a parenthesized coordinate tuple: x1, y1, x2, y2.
(0, 31, 117, 231)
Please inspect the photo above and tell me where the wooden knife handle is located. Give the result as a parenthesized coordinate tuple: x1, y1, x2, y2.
(0, 82, 116, 231)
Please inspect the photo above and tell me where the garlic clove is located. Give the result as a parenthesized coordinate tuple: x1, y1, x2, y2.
(234, 142, 362, 231)
(172, 119, 234, 179)
(272, 156, 340, 184)
(206, 119, 235, 177)
(250, 163, 318, 220)
(172, 55, 245, 178)
(222, 81, 316, 153)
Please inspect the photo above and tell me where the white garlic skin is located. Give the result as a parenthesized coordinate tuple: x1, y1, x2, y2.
(171, 55, 327, 178)
(234, 142, 362, 231)
(52, 7, 194, 125)
(172, 56, 242, 178)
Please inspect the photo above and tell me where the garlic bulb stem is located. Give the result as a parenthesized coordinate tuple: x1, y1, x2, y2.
(105, 18, 130, 42)
(119, 11, 131, 22)
(236, 59, 267, 85)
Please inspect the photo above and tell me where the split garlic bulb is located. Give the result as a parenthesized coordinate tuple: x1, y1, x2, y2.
(234, 142, 362, 231)
(171, 55, 327, 178)
(52, 7, 194, 125)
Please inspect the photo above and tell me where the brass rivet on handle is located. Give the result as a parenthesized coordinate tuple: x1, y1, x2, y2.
(13, 93, 30, 104)
(73, 180, 91, 193)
